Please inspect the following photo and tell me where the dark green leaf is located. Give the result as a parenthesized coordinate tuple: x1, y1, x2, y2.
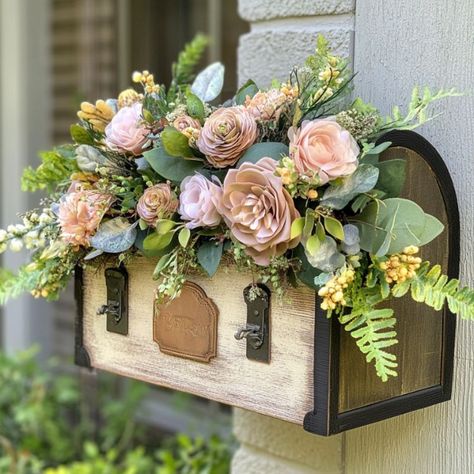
(144, 146, 203, 183)
(197, 240, 223, 277)
(236, 142, 289, 167)
(186, 91, 205, 119)
(293, 244, 322, 289)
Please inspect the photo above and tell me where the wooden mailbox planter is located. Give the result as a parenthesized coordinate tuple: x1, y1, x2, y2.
(75, 131, 459, 436)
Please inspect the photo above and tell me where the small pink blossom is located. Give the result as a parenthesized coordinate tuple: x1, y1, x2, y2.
(179, 174, 222, 229)
(244, 89, 289, 122)
(58, 191, 114, 247)
(288, 119, 359, 184)
(173, 115, 201, 132)
(105, 102, 149, 155)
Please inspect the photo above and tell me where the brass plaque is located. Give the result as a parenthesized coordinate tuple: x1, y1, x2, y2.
(153, 282, 218, 362)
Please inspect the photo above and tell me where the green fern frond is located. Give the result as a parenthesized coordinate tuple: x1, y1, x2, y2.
(339, 308, 398, 381)
(172, 34, 209, 87)
(392, 263, 474, 319)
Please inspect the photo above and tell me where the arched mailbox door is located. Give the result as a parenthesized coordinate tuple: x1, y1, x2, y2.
(75, 131, 459, 436)
(304, 130, 459, 435)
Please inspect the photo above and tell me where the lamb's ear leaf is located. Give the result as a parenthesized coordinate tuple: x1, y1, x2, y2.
(191, 62, 225, 102)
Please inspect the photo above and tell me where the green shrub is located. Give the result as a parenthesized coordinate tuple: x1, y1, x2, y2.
(0, 348, 232, 473)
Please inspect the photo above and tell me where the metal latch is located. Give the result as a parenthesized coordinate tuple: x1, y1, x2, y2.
(97, 267, 128, 335)
(235, 284, 271, 362)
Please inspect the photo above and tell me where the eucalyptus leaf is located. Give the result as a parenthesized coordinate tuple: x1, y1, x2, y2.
(235, 79, 259, 105)
(365, 141, 392, 155)
(161, 126, 194, 158)
(321, 164, 379, 210)
(144, 146, 203, 182)
(351, 198, 444, 255)
(236, 142, 289, 167)
(293, 244, 322, 289)
(191, 62, 225, 102)
(305, 236, 345, 272)
(197, 240, 223, 277)
(375, 159, 407, 198)
(89, 218, 138, 253)
(314, 272, 332, 287)
(306, 235, 321, 256)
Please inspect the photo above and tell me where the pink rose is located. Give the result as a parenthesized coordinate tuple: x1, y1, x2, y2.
(197, 106, 258, 168)
(288, 119, 359, 184)
(58, 190, 114, 247)
(105, 102, 149, 155)
(136, 183, 178, 226)
(219, 157, 300, 265)
(179, 174, 222, 229)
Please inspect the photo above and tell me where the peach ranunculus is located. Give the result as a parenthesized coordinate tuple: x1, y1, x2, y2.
(58, 190, 114, 247)
(219, 157, 300, 265)
(105, 102, 149, 155)
(136, 183, 179, 226)
(244, 89, 289, 122)
(197, 106, 258, 168)
(288, 119, 359, 184)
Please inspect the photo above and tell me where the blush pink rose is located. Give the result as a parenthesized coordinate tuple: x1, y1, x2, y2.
(173, 115, 202, 132)
(105, 102, 149, 155)
(179, 174, 223, 229)
(219, 157, 300, 265)
(58, 190, 114, 247)
(288, 119, 359, 184)
(136, 183, 178, 226)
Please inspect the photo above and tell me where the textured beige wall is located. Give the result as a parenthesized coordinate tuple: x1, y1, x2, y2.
(234, 0, 474, 473)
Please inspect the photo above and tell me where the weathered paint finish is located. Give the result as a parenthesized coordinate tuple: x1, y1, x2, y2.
(82, 260, 316, 424)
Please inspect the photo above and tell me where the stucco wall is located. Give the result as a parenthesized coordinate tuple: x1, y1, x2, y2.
(234, 0, 474, 473)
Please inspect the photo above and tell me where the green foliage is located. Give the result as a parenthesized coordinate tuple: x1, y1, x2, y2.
(171, 34, 209, 88)
(234, 79, 259, 106)
(21, 146, 79, 193)
(352, 198, 444, 256)
(374, 159, 406, 198)
(70, 125, 95, 145)
(377, 86, 462, 135)
(197, 240, 223, 277)
(321, 164, 379, 210)
(0, 348, 149, 471)
(161, 127, 195, 158)
(339, 307, 398, 381)
(185, 91, 205, 120)
(236, 142, 288, 167)
(393, 262, 474, 319)
(144, 146, 203, 183)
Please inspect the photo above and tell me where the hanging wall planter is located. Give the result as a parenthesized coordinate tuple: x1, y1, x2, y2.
(0, 36, 471, 436)
(74, 130, 459, 435)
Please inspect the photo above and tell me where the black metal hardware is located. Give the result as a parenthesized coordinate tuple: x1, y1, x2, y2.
(235, 284, 271, 362)
(97, 267, 128, 335)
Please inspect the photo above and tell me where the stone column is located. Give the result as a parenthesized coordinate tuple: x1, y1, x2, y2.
(233, 2, 354, 472)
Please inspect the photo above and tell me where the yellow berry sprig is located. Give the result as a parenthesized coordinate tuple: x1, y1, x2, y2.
(379, 245, 422, 284)
(318, 267, 355, 311)
(132, 70, 160, 94)
(77, 100, 114, 133)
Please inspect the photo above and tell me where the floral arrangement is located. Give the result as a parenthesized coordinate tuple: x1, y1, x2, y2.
(1, 35, 473, 381)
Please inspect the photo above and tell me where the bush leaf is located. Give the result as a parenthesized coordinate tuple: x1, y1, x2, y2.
(324, 216, 345, 241)
(236, 142, 289, 167)
(161, 126, 194, 158)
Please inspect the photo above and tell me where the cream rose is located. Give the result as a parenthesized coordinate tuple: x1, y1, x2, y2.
(288, 119, 359, 183)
